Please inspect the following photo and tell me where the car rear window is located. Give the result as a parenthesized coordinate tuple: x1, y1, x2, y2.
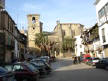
(35, 61, 44, 66)
(33, 62, 44, 66)
(25, 63, 37, 72)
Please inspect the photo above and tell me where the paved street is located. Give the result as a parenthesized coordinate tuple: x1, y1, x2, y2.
(40, 58, 108, 81)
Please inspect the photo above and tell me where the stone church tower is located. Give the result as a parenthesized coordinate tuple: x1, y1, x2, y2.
(27, 14, 42, 52)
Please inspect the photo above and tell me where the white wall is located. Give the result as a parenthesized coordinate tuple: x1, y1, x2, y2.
(95, 0, 108, 45)
(75, 35, 84, 56)
(96, 0, 108, 25)
(93, 40, 104, 58)
(99, 23, 108, 45)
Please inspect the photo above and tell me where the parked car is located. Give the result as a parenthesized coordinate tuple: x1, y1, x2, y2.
(30, 62, 47, 77)
(83, 54, 92, 63)
(95, 58, 108, 69)
(3, 62, 40, 81)
(0, 67, 15, 81)
(91, 58, 100, 66)
(31, 59, 52, 74)
(40, 56, 50, 64)
(83, 57, 92, 63)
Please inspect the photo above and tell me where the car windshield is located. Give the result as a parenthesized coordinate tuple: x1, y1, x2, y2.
(4, 65, 13, 71)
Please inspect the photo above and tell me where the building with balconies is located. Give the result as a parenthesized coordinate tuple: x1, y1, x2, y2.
(95, 0, 108, 57)
(0, 9, 27, 64)
(81, 24, 103, 58)
(0, 10, 16, 63)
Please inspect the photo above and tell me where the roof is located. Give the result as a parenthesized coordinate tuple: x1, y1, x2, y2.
(54, 22, 84, 31)
(94, 0, 100, 5)
(27, 14, 40, 17)
(2, 10, 16, 25)
(60, 23, 83, 25)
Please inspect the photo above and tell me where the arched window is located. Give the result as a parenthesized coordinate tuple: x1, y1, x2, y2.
(32, 17, 36, 24)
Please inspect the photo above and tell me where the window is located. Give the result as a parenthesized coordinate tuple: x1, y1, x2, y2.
(98, 8, 105, 18)
(13, 65, 24, 71)
(32, 17, 36, 24)
(105, 3, 108, 15)
(102, 28, 106, 43)
(33, 27, 35, 30)
(4, 65, 13, 71)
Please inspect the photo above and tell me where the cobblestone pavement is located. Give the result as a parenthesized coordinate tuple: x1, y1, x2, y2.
(40, 58, 108, 81)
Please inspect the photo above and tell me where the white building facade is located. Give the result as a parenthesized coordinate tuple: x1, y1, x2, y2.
(93, 40, 104, 58)
(95, 0, 108, 57)
(75, 35, 84, 57)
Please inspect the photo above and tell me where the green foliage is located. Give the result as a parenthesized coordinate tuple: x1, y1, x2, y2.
(35, 33, 48, 47)
(89, 24, 99, 41)
(82, 24, 99, 45)
(62, 37, 75, 52)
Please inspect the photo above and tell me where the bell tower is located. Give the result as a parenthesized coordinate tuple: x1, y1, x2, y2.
(27, 14, 42, 49)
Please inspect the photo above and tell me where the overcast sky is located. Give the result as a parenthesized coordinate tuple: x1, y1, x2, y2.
(5, 0, 97, 31)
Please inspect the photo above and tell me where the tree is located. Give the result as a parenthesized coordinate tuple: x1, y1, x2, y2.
(89, 24, 99, 41)
(35, 33, 49, 56)
(35, 33, 48, 47)
(62, 37, 75, 53)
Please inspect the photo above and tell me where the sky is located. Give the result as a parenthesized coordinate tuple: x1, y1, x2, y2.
(5, 0, 97, 32)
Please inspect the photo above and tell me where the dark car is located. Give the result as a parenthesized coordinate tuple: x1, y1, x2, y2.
(30, 62, 47, 77)
(31, 59, 52, 74)
(3, 62, 39, 81)
(40, 56, 50, 64)
(91, 58, 100, 66)
(0, 67, 15, 81)
(95, 58, 108, 69)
